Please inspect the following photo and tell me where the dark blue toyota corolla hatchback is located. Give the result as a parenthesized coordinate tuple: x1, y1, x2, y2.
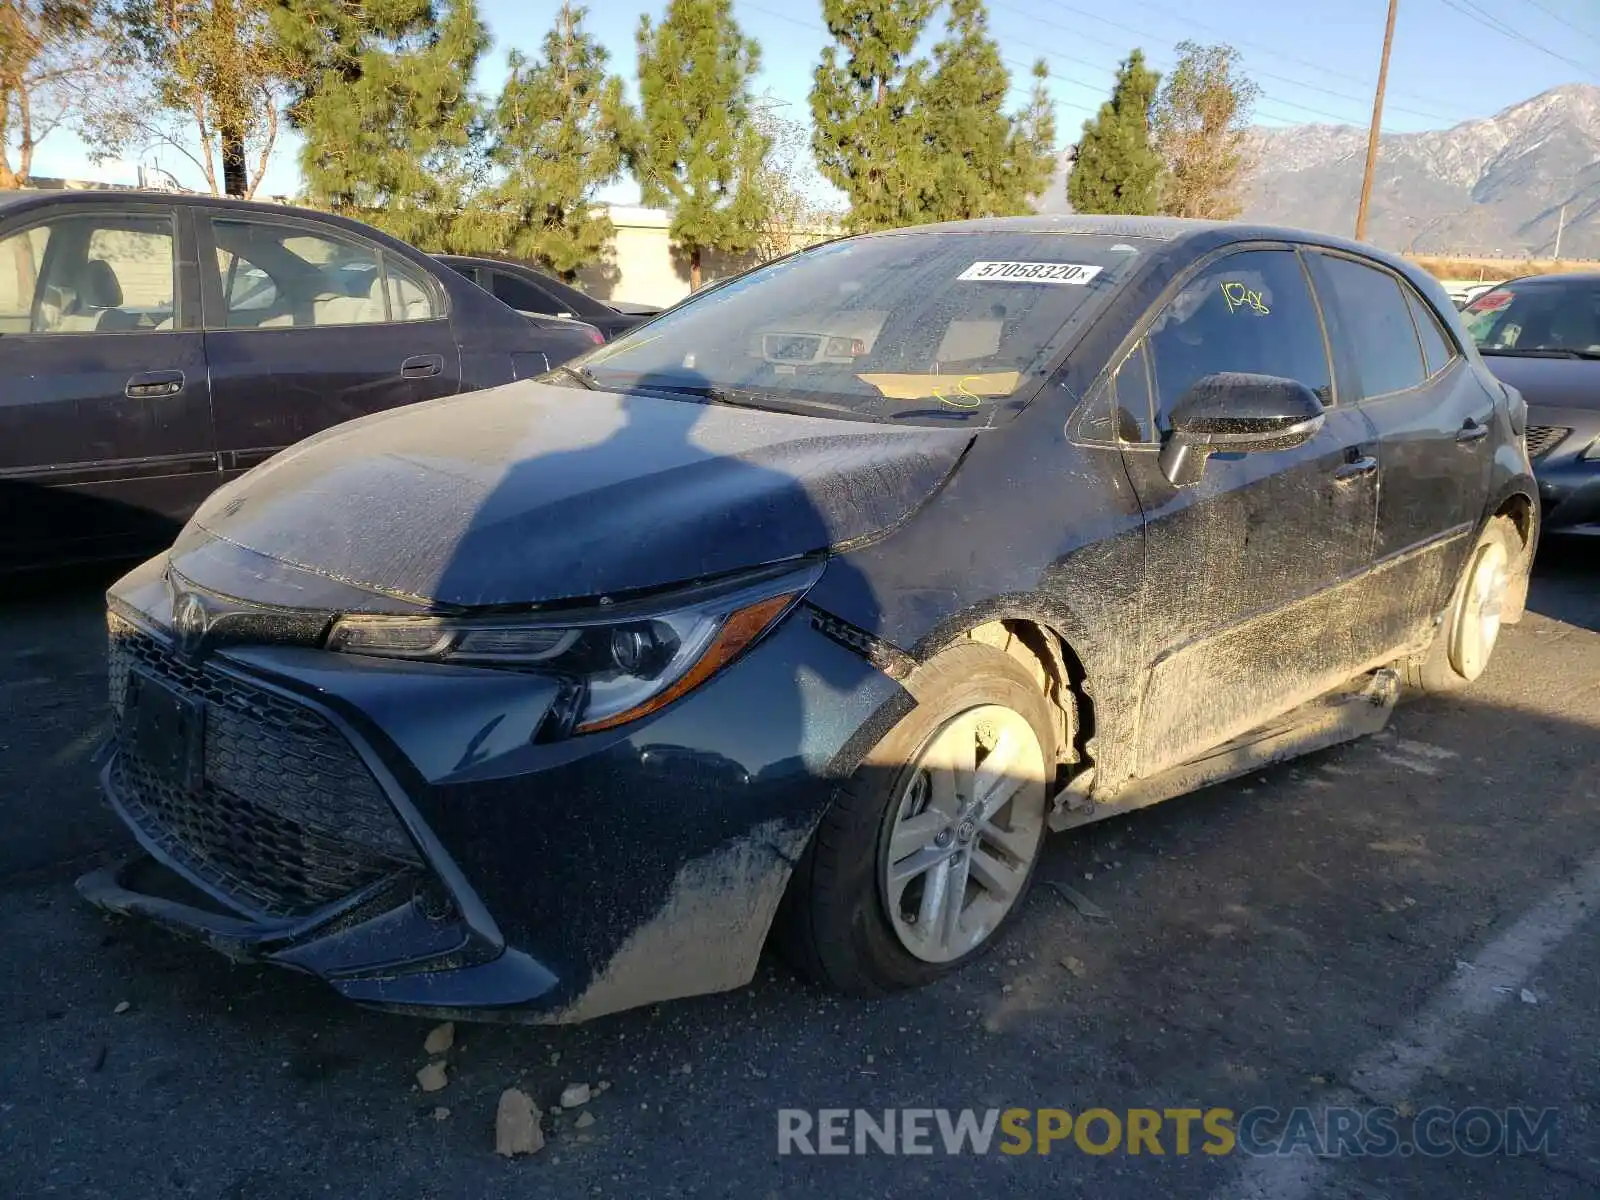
(82, 217, 1539, 1022)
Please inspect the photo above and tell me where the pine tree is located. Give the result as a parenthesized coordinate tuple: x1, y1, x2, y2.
(921, 0, 1054, 221)
(275, 0, 490, 249)
(1067, 49, 1164, 216)
(813, 0, 1055, 231)
(810, 0, 937, 232)
(631, 0, 770, 289)
(1152, 42, 1260, 220)
(472, 3, 629, 279)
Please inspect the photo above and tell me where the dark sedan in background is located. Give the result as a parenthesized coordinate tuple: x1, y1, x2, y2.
(82, 216, 1537, 1024)
(1462, 272, 1600, 535)
(0, 190, 601, 572)
(435, 254, 661, 341)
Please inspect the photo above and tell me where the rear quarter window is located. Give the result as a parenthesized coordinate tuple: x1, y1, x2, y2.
(1308, 254, 1426, 399)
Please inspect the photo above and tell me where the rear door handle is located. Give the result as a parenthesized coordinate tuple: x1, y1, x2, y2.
(1457, 418, 1491, 443)
(401, 354, 443, 380)
(1333, 455, 1378, 482)
(125, 370, 184, 399)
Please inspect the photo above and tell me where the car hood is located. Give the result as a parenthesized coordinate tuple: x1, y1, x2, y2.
(1482, 355, 1600, 412)
(170, 382, 972, 610)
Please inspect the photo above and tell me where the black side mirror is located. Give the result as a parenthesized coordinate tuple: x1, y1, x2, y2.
(1158, 372, 1327, 486)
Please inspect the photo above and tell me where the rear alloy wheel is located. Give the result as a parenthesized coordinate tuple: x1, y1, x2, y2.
(880, 705, 1047, 963)
(1447, 534, 1510, 682)
(1405, 516, 1520, 693)
(777, 641, 1055, 995)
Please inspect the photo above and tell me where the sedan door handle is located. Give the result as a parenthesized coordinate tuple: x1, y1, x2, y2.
(125, 370, 184, 399)
(401, 354, 443, 380)
(1456, 418, 1491, 443)
(1333, 455, 1378, 482)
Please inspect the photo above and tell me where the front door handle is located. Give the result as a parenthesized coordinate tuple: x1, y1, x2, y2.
(1333, 455, 1378, 483)
(125, 370, 184, 399)
(1457, 418, 1491, 443)
(401, 354, 443, 380)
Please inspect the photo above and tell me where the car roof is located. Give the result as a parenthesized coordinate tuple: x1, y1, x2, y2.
(435, 253, 550, 276)
(851, 213, 1448, 304)
(1494, 271, 1600, 285)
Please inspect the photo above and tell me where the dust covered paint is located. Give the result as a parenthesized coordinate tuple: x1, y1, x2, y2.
(86, 215, 1538, 1023)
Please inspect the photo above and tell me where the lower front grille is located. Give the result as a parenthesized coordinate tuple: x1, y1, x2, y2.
(108, 612, 422, 919)
(1525, 425, 1571, 460)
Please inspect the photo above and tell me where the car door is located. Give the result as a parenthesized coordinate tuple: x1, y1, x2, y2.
(1303, 251, 1494, 650)
(1111, 246, 1381, 778)
(196, 211, 462, 480)
(0, 201, 217, 570)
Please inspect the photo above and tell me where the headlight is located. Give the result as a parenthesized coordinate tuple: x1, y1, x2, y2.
(325, 563, 822, 734)
(1583, 437, 1600, 461)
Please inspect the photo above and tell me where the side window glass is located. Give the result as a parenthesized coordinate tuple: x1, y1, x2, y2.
(6, 215, 174, 334)
(210, 218, 386, 328)
(384, 254, 442, 322)
(492, 270, 560, 314)
(1146, 249, 1332, 430)
(0, 224, 50, 333)
(215, 249, 277, 317)
(1405, 287, 1455, 376)
(1308, 254, 1426, 398)
(1112, 340, 1153, 443)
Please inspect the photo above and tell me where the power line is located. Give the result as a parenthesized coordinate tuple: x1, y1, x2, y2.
(1110, 0, 1477, 122)
(990, 2, 1420, 125)
(1435, 0, 1599, 78)
(1515, 0, 1600, 48)
(740, 1, 1411, 133)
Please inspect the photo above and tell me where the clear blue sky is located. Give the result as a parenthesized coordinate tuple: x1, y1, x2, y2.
(31, 0, 1600, 197)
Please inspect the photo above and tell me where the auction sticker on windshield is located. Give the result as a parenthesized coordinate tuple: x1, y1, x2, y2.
(958, 261, 1104, 285)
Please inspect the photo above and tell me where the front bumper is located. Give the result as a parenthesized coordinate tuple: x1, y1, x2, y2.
(1527, 407, 1600, 533)
(82, 572, 909, 1022)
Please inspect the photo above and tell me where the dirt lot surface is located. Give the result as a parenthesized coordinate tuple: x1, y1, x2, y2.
(3, 548, 1598, 1199)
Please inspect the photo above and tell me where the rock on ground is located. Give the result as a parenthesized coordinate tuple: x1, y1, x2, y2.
(496, 1088, 545, 1157)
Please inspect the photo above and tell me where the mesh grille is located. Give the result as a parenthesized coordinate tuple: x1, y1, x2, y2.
(1524, 425, 1570, 460)
(107, 612, 421, 918)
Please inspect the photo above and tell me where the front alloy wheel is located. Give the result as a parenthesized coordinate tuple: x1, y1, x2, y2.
(776, 640, 1057, 995)
(880, 705, 1047, 963)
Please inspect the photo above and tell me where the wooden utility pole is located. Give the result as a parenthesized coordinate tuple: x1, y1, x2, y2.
(1355, 0, 1399, 242)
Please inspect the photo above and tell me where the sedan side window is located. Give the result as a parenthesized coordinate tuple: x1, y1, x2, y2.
(384, 254, 443, 322)
(1404, 286, 1456, 377)
(0, 224, 50, 333)
(209, 218, 400, 328)
(1146, 249, 1333, 432)
(491, 269, 563, 314)
(0, 215, 175, 334)
(1307, 254, 1426, 399)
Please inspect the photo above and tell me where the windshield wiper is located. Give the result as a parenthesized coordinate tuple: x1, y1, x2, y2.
(625, 382, 869, 419)
(1477, 347, 1589, 359)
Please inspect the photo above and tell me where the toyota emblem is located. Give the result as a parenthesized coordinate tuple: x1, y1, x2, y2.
(173, 592, 210, 661)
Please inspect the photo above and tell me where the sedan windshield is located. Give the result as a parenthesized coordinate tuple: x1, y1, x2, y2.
(1461, 277, 1600, 358)
(576, 231, 1145, 422)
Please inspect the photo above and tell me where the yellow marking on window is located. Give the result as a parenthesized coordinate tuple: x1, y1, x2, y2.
(855, 371, 1021, 405)
(1220, 281, 1270, 315)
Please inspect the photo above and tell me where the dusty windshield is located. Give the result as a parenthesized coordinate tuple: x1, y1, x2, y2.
(578, 232, 1144, 422)
(1462, 278, 1600, 357)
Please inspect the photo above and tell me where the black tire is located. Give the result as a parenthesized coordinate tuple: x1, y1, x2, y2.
(776, 641, 1056, 996)
(1404, 515, 1521, 694)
